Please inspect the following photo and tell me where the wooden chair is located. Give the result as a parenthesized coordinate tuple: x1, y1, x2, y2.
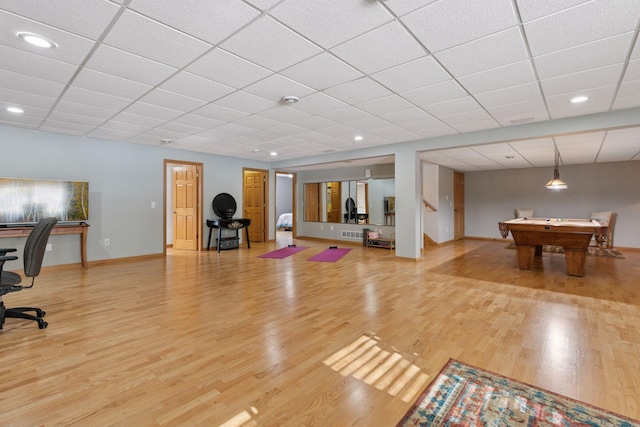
(589, 211, 616, 249)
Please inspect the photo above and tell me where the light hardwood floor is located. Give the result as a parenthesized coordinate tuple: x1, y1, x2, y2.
(1, 238, 639, 426)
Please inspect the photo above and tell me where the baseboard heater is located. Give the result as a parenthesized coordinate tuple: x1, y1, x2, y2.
(341, 230, 363, 239)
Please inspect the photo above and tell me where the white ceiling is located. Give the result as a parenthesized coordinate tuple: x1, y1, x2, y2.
(1, 0, 640, 172)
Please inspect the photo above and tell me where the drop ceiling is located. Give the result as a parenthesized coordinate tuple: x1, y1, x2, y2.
(1, 0, 639, 172)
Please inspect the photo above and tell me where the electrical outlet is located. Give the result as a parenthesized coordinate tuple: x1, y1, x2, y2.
(330, 225, 334, 230)
(105, 238, 110, 246)
(46, 243, 52, 251)
(151, 201, 156, 208)
(320, 225, 323, 230)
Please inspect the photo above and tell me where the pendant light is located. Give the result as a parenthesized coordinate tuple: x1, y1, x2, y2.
(545, 146, 568, 190)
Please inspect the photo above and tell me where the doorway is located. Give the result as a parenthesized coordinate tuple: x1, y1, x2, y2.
(454, 171, 465, 241)
(243, 168, 268, 243)
(275, 172, 296, 243)
(164, 160, 203, 253)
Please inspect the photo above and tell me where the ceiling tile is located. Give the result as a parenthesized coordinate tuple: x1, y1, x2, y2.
(403, 0, 518, 52)
(72, 68, 152, 99)
(122, 101, 183, 121)
(215, 91, 278, 115)
(533, 32, 633, 80)
(475, 82, 542, 108)
(380, 107, 435, 126)
(516, 0, 590, 22)
(0, 10, 96, 65)
(190, 103, 248, 123)
(129, 0, 260, 45)
(0, 69, 65, 98)
(53, 100, 119, 120)
(356, 95, 415, 117)
(402, 80, 467, 107)
(291, 116, 339, 131)
(138, 88, 207, 113)
(324, 77, 393, 105)
(384, 0, 439, 17)
(424, 96, 482, 117)
(221, 16, 322, 72)
(541, 63, 625, 97)
(281, 53, 363, 91)
(330, 21, 426, 75)
(371, 56, 451, 93)
(458, 60, 536, 94)
(243, 74, 316, 103)
(270, 0, 393, 49)
(244, 0, 281, 11)
(185, 48, 272, 88)
(612, 80, 640, 110)
(108, 111, 166, 128)
(61, 86, 132, 111)
(159, 72, 235, 103)
(319, 106, 371, 123)
(0, 0, 120, 39)
(486, 98, 550, 126)
(40, 118, 95, 135)
(291, 93, 347, 116)
(85, 44, 177, 86)
(623, 60, 640, 83)
(554, 131, 605, 164)
(435, 27, 528, 77)
(255, 104, 312, 123)
(87, 127, 139, 141)
(102, 9, 212, 68)
(546, 85, 617, 119)
(171, 114, 225, 130)
(524, 0, 640, 57)
(599, 127, 640, 161)
(0, 45, 77, 83)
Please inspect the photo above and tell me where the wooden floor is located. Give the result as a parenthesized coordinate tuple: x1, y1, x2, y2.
(1, 237, 639, 426)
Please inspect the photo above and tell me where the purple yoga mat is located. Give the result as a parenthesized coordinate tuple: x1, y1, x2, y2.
(307, 248, 351, 263)
(258, 246, 308, 259)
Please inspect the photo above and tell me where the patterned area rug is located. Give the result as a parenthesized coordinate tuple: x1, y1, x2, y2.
(397, 359, 640, 426)
(504, 242, 624, 258)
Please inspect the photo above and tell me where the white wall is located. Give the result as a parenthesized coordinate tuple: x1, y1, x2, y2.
(464, 161, 640, 248)
(1, 125, 269, 266)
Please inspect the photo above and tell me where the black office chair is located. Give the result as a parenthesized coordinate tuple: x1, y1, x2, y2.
(0, 217, 57, 329)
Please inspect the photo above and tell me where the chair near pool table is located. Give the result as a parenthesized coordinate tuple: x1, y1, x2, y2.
(514, 208, 535, 219)
(589, 211, 616, 249)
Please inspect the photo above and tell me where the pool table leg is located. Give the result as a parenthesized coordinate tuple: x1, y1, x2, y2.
(564, 248, 587, 277)
(516, 245, 536, 270)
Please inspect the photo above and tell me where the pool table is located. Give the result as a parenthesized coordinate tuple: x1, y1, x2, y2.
(498, 218, 608, 277)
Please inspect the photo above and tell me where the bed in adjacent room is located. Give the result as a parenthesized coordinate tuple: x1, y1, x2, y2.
(276, 213, 293, 231)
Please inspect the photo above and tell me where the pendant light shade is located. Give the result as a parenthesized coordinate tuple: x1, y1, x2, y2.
(545, 146, 567, 190)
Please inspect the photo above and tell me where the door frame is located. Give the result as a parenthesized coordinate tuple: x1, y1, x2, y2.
(163, 159, 203, 254)
(275, 171, 297, 238)
(243, 167, 269, 242)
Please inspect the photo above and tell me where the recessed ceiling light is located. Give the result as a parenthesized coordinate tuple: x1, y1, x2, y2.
(252, 149, 260, 153)
(161, 138, 172, 144)
(17, 32, 57, 49)
(7, 106, 24, 114)
(270, 152, 278, 156)
(505, 155, 515, 159)
(570, 95, 589, 103)
(354, 135, 363, 141)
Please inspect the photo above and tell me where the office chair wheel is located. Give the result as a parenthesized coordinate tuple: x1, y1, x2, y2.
(36, 309, 46, 317)
(38, 319, 48, 329)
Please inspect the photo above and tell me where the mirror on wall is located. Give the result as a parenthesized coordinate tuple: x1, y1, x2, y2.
(304, 178, 395, 226)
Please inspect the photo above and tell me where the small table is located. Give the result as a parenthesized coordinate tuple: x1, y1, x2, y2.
(0, 223, 90, 268)
(206, 219, 251, 253)
(499, 218, 607, 277)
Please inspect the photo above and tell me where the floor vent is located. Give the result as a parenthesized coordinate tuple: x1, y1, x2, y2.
(341, 230, 363, 239)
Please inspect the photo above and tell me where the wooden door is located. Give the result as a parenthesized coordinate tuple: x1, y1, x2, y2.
(244, 170, 266, 242)
(173, 165, 198, 250)
(304, 183, 320, 222)
(326, 181, 341, 223)
(454, 171, 465, 241)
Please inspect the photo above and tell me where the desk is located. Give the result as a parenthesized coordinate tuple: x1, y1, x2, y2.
(206, 219, 251, 253)
(0, 223, 90, 268)
(499, 218, 607, 277)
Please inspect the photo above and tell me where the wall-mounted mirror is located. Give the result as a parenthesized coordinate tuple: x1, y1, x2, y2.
(304, 178, 395, 226)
